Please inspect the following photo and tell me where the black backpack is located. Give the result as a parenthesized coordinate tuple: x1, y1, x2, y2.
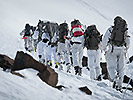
(110, 17, 128, 47)
(71, 19, 81, 27)
(44, 21, 59, 40)
(84, 25, 101, 50)
(24, 23, 31, 36)
(58, 22, 69, 43)
(37, 20, 59, 41)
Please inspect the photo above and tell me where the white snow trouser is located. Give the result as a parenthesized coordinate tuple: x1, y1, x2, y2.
(72, 43, 83, 68)
(51, 46, 58, 63)
(57, 42, 66, 64)
(105, 46, 125, 88)
(37, 42, 52, 64)
(24, 36, 34, 50)
(87, 49, 101, 80)
(65, 39, 72, 65)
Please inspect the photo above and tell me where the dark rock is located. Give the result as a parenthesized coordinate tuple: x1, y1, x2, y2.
(82, 56, 88, 67)
(128, 56, 133, 63)
(123, 75, 133, 88)
(55, 85, 66, 91)
(100, 62, 109, 79)
(12, 51, 47, 72)
(38, 66, 58, 87)
(13, 51, 58, 87)
(79, 86, 92, 95)
(11, 71, 25, 78)
(0, 54, 14, 71)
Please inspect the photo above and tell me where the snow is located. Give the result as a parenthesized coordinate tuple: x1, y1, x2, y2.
(0, 0, 133, 100)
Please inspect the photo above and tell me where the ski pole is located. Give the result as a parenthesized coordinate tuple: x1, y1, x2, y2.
(123, 75, 132, 99)
(123, 51, 132, 99)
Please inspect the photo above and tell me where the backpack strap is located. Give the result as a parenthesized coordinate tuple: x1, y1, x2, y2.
(108, 26, 114, 53)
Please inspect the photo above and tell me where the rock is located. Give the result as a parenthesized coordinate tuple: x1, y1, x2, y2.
(38, 66, 58, 87)
(79, 86, 92, 95)
(0, 54, 14, 71)
(82, 56, 88, 67)
(123, 75, 133, 88)
(11, 71, 25, 78)
(12, 51, 47, 72)
(127, 55, 133, 63)
(129, 56, 133, 63)
(100, 62, 109, 79)
(13, 51, 58, 87)
(55, 85, 66, 91)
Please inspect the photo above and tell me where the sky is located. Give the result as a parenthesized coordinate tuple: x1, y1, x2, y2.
(0, 0, 133, 100)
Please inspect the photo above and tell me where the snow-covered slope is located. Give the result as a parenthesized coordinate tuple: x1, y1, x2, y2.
(0, 0, 133, 100)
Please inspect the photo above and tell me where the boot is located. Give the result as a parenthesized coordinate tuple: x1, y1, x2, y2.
(55, 62, 59, 68)
(113, 80, 123, 93)
(47, 60, 52, 66)
(74, 66, 82, 76)
(96, 75, 102, 81)
(66, 63, 71, 73)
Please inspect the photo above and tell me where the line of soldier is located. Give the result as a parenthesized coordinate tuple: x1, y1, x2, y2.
(20, 16, 130, 92)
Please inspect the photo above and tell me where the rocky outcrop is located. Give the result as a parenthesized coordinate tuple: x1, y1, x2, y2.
(12, 51, 58, 87)
(12, 51, 47, 72)
(0, 54, 14, 71)
(0, 51, 58, 87)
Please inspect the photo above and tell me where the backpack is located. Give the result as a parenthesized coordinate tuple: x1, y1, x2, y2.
(37, 20, 59, 41)
(24, 23, 31, 36)
(44, 21, 59, 40)
(110, 17, 128, 47)
(71, 19, 81, 27)
(71, 19, 84, 37)
(84, 25, 101, 50)
(58, 22, 69, 43)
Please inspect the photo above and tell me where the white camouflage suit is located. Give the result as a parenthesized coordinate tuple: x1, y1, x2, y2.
(32, 29, 39, 50)
(71, 35, 84, 68)
(20, 29, 34, 51)
(37, 33, 52, 65)
(51, 32, 58, 64)
(65, 39, 72, 66)
(87, 48, 101, 80)
(102, 26, 130, 88)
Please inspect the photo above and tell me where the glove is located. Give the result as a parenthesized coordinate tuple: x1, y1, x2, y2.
(38, 55, 42, 58)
